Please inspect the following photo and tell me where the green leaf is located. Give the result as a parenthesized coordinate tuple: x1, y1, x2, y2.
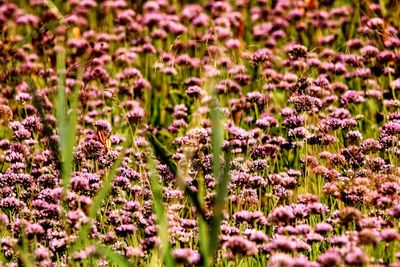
(148, 157, 176, 267)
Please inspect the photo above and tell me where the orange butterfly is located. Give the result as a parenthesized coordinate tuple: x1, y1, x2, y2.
(97, 130, 111, 155)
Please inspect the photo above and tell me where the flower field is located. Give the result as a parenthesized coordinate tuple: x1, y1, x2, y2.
(0, 0, 400, 266)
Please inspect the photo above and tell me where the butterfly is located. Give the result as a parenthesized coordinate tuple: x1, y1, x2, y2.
(97, 130, 112, 155)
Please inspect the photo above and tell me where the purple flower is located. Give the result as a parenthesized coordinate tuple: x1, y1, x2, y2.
(252, 48, 271, 63)
(318, 249, 343, 267)
(267, 253, 293, 267)
(82, 139, 104, 160)
(380, 228, 399, 242)
(225, 39, 241, 49)
(289, 94, 322, 113)
(391, 78, 400, 91)
(379, 182, 400, 196)
(95, 120, 112, 134)
(70, 174, 90, 192)
(359, 229, 380, 245)
(282, 115, 304, 129)
(173, 248, 201, 265)
(186, 85, 203, 97)
(35, 246, 52, 263)
(26, 223, 45, 237)
(222, 236, 258, 258)
(126, 102, 145, 124)
(9, 121, 31, 140)
(360, 45, 379, 58)
(315, 222, 333, 235)
(115, 224, 138, 236)
(124, 246, 144, 258)
(268, 206, 294, 225)
(340, 91, 365, 105)
(0, 197, 25, 211)
(344, 248, 368, 266)
(287, 44, 308, 60)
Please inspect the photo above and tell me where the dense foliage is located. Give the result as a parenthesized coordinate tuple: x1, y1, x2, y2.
(0, 0, 400, 266)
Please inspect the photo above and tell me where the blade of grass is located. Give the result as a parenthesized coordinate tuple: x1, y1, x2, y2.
(55, 47, 67, 176)
(197, 96, 224, 267)
(56, 47, 78, 200)
(73, 146, 126, 251)
(209, 151, 231, 257)
(208, 96, 231, 263)
(146, 132, 208, 221)
(210, 97, 223, 187)
(89, 156, 124, 219)
(146, 133, 177, 175)
(95, 242, 132, 267)
(44, 0, 64, 20)
(148, 155, 175, 267)
(89, 149, 125, 221)
(17, 232, 34, 267)
(198, 217, 210, 267)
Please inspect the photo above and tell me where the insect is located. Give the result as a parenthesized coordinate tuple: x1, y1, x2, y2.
(97, 130, 112, 155)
